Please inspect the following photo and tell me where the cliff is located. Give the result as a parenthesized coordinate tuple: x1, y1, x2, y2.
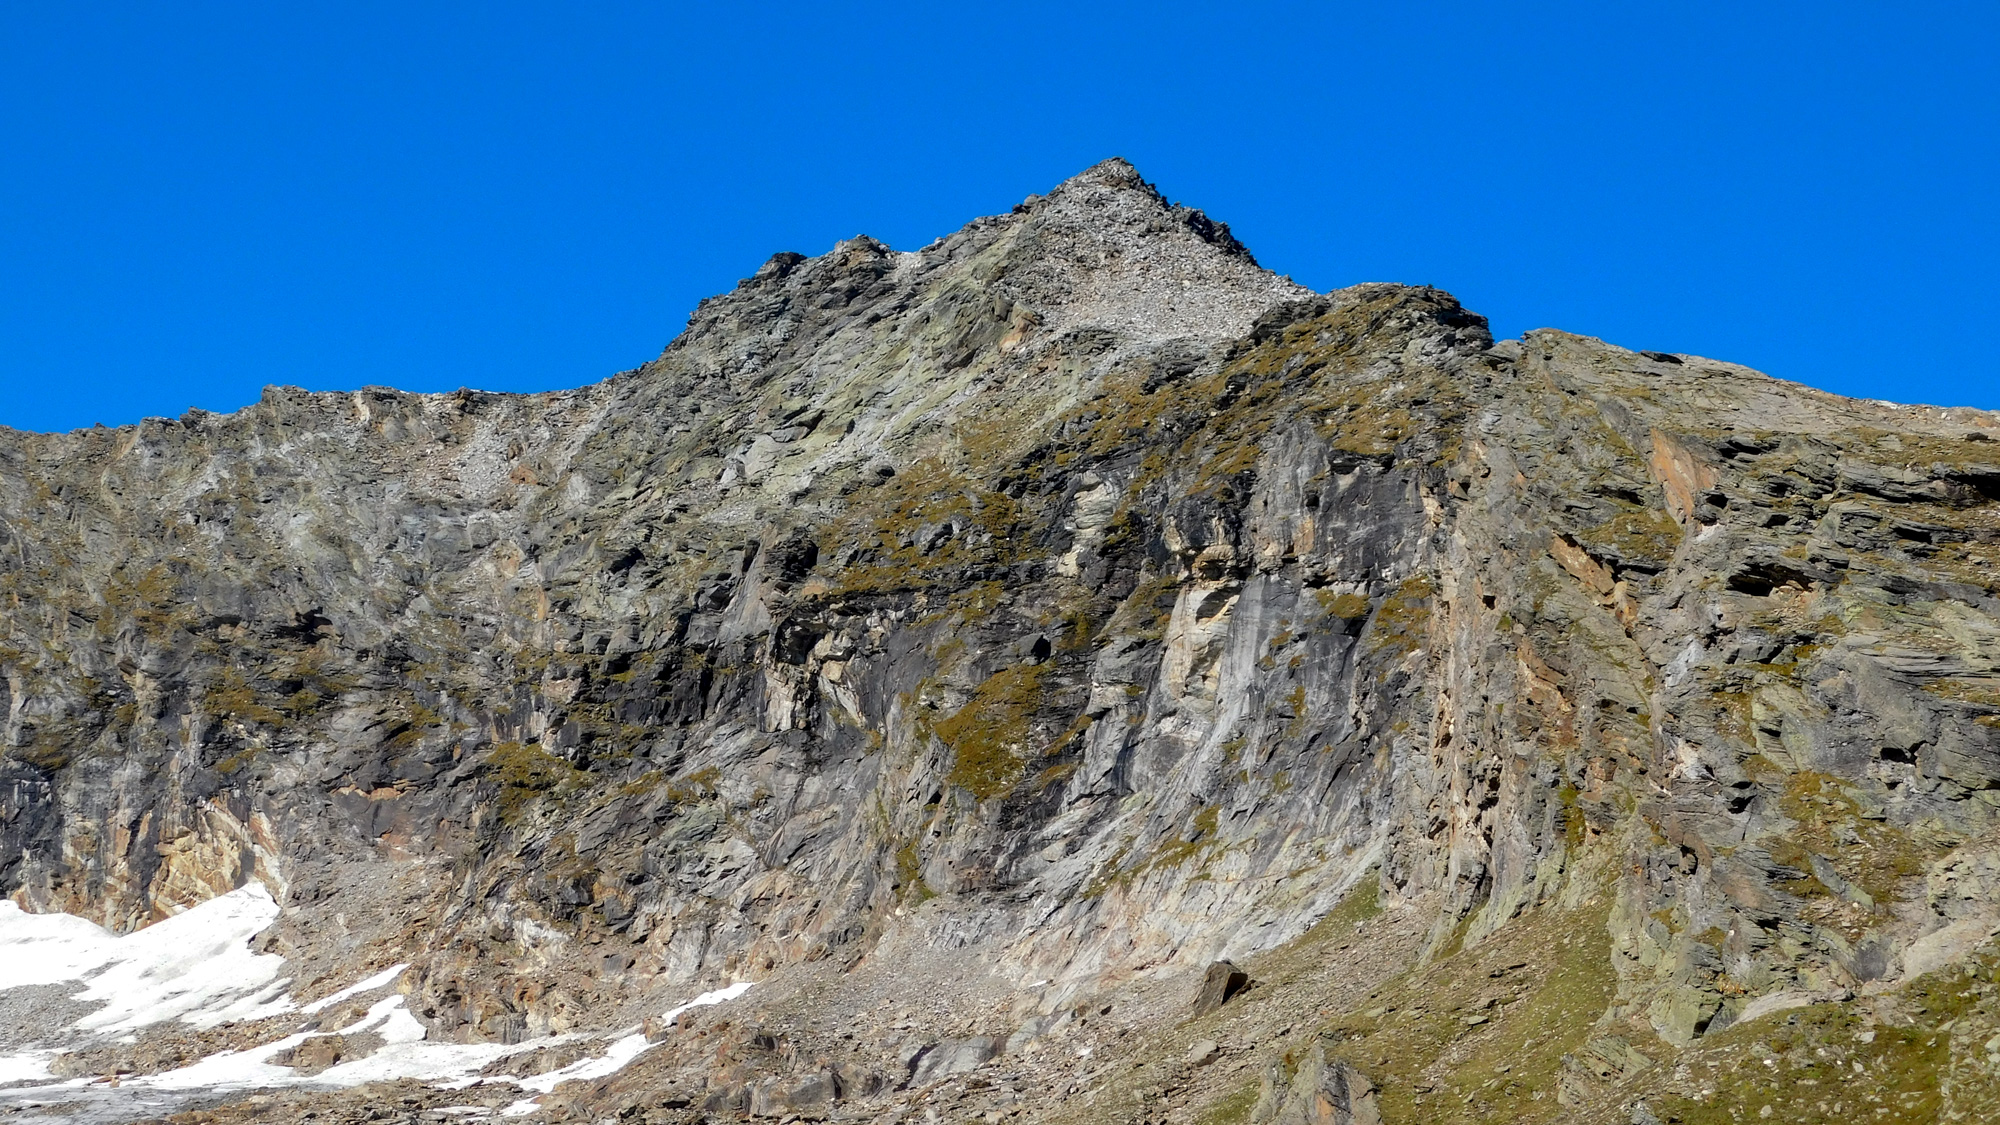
(1, 159, 1997, 1124)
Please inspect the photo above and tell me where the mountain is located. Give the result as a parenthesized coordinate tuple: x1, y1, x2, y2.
(0, 158, 1997, 1125)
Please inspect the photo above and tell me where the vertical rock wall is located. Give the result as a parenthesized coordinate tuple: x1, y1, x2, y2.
(0, 162, 1997, 1118)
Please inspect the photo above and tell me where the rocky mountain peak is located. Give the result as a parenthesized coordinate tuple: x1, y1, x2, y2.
(1024, 155, 1263, 264)
(1, 164, 1998, 1124)
(694, 157, 1278, 384)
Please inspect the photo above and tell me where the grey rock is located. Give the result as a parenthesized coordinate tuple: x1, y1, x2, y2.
(1251, 1044, 1379, 1125)
(1192, 961, 1250, 1017)
(0, 157, 1997, 1122)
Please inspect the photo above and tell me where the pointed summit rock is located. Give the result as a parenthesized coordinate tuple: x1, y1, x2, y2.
(1038, 155, 1258, 262)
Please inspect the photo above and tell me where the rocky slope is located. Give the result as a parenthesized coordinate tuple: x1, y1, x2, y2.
(1, 159, 1998, 1124)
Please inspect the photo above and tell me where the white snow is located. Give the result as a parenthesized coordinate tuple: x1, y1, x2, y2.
(311, 997, 536, 1088)
(301, 963, 409, 1014)
(661, 981, 753, 1027)
(72, 886, 290, 1032)
(0, 1052, 58, 1085)
(0, 884, 291, 1034)
(137, 1033, 313, 1091)
(335, 995, 427, 1042)
(129, 996, 544, 1094)
(502, 981, 754, 1098)
(314, 1032, 536, 1088)
(0, 903, 122, 990)
(514, 1031, 649, 1094)
(475, 982, 755, 1098)
(0, 887, 756, 1108)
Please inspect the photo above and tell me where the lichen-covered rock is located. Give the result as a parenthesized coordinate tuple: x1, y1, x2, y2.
(1252, 1044, 1380, 1125)
(2, 158, 1999, 1122)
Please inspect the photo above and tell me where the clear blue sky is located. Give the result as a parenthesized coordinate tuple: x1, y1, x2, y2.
(3, 3, 1996, 432)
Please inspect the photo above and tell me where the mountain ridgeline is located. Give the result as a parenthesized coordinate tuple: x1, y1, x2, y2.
(2, 160, 1998, 1124)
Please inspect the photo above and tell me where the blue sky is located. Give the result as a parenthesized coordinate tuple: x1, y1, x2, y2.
(2, 3, 1995, 432)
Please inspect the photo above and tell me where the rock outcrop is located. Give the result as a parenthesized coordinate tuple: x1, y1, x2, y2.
(1, 158, 1998, 1123)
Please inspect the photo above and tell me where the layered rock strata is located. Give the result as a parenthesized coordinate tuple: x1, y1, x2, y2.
(1, 159, 1997, 1123)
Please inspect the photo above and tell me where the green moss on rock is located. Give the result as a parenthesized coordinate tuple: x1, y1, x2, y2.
(486, 741, 586, 821)
(935, 663, 1048, 800)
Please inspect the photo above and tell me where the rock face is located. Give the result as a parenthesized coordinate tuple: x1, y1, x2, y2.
(1252, 1046, 1380, 1125)
(2, 158, 2000, 1122)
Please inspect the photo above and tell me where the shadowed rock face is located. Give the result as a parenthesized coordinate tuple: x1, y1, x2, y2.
(3, 158, 2000, 1123)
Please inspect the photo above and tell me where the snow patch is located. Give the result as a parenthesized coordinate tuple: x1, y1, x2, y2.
(137, 1032, 312, 1091)
(0, 884, 291, 1034)
(128, 997, 546, 1094)
(469, 982, 754, 1099)
(662, 981, 753, 1027)
(72, 886, 290, 1032)
(0, 889, 757, 1110)
(515, 1031, 649, 1094)
(0, 1052, 58, 1085)
(333, 995, 429, 1045)
(0, 903, 122, 990)
(301, 963, 409, 1014)
(313, 997, 537, 1088)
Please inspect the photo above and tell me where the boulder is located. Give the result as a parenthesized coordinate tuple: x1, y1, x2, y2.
(1193, 961, 1251, 1017)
